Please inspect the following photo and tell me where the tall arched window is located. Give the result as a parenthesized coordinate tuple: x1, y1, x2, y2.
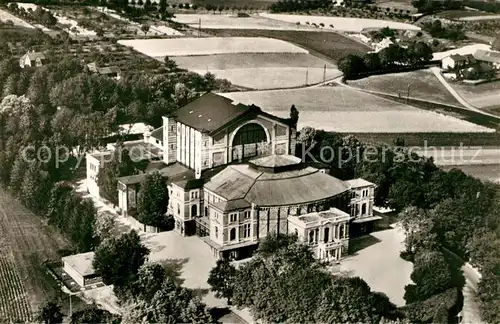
(232, 123, 268, 160)
(191, 204, 198, 217)
(204, 207, 208, 217)
(361, 203, 367, 215)
(309, 231, 314, 244)
(324, 228, 330, 243)
(230, 228, 236, 241)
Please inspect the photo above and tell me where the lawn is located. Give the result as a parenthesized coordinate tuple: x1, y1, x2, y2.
(0, 188, 75, 321)
(259, 13, 421, 32)
(349, 70, 462, 106)
(171, 53, 340, 89)
(221, 87, 496, 133)
(204, 29, 370, 62)
(450, 81, 500, 112)
(118, 37, 308, 57)
(336, 225, 413, 307)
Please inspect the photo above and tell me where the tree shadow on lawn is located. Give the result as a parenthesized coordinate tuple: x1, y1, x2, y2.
(348, 235, 382, 256)
(158, 258, 190, 286)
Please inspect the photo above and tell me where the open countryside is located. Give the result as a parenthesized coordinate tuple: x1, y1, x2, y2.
(222, 87, 495, 132)
(1, 0, 500, 323)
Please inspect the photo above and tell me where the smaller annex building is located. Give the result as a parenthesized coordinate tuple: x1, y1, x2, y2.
(62, 252, 102, 288)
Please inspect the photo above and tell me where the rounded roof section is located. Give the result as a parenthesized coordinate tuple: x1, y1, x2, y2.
(204, 162, 350, 210)
(249, 155, 303, 173)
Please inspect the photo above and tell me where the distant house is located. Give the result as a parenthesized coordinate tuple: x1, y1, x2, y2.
(473, 49, 500, 69)
(441, 54, 476, 70)
(19, 51, 46, 68)
(62, 252, 102, 288)
(373, 38, 394, 53)
(86, 62, 121, 80)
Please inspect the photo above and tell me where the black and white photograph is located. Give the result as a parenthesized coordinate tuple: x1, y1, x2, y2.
(0, 0, 499, 322)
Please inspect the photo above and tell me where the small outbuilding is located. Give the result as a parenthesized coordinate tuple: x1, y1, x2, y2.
(441, 54, 476, 70)
(62, 252, 102, 287)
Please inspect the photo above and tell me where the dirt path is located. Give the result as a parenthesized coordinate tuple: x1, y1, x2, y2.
(0, 188, 71, 319)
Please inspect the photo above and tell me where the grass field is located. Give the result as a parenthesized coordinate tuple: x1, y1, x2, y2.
(438, 10, 497, 20)
(259, 13, 421, 32)
(0, 188, 77, 321)
(349, 70, 462, 106)
(172, 13, 309, 30)
(172, 53, 340, 89)
(0, 8, 34, 28)
(450, 81, 500, 113)
(221, 87, 495, 133)
(205, 29, 370, 62)
(118, 37, 308, 56)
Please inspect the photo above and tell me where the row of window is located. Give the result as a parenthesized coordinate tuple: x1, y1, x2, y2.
(214, 224, 252, 241)
(307, 225, 346, 244)
(229, 211, 251, 222)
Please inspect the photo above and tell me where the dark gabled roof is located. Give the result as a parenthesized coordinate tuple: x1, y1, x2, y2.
(24, 51, 45, 61)
(174, 92, 290, 134)
(150, 127, 163, 141)
(174, 92, 250, 133)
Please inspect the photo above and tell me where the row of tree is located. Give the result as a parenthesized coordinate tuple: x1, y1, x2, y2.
(91, 230, 213, 322)
(411, 0, 462, 13)
(297, 128, 500, 322)
(338, 41, 434, 79)
(208, 234, 404, 323)
(7, 3, 57, 28)
(422, 20, 466, 41)
(270, 0, 332, 13)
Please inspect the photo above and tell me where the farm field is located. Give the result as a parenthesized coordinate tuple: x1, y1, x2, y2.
(172, 13, 316, 30)
(259, 13, 421, 32)
(118, 37, 308, 56)
(205, 29, 370, 62)
(438, 10, 497, 20)
(349, 70, 463, 106)
(450, 81, 500, 113)
(94, 7, 183, 36)
(459, 15, 500, 21)
(0, 8, 34, 28)
(442, 164, 500, 183)
(0, 188, 73, 320)
(221, 87, 495, 133)
(172, 53, 340, 89)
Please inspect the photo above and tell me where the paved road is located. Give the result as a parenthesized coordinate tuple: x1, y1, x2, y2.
(429, 67, 500, 119)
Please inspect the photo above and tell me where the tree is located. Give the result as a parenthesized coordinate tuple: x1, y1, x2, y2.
(141, 24, 150, 35)
(93, 230, 150, 297)
(363, 52, 382, 71)
(93, 211, 115, 242)
(289, 104, 299, 128)
(97, 147, 138, 205)
(133, 263, 167, 302)
(404, 249, 454, 303)
(163, 56, 178, 71)
(136, 171, 170, 228)
(208, 258, 237, 303)
(70, 303, 120, 324)
(36, 301, 64, 324)
(159, 0, 167, 13)
(338, 54, 366, 79)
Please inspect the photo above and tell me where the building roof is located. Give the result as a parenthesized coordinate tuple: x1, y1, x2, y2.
(174, 92, 290, 134)
(473, 49, 500, 64)
(174, 92, 250, 133)
(204, 155, 350, 209)
(447, 53, 475, 62)
(118, 162, 194, 186)
(250, 155, 301, 168)
(150, 126, 163, 141)
(345, 178, 375, 189)
(62, 252, 96, 277)
(23, 51, 45, 61)
(290, 207, 351, 226)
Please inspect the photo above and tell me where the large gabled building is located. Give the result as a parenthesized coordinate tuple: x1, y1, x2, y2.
(87, 92, 379, 261)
